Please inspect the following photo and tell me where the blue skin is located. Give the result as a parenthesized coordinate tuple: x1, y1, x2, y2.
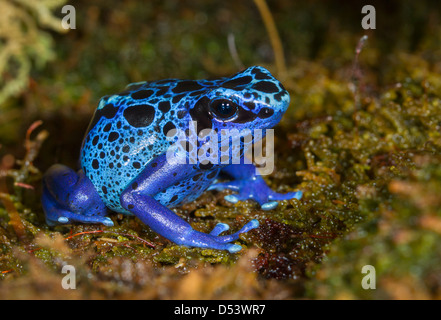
(42, 66, 302, 253)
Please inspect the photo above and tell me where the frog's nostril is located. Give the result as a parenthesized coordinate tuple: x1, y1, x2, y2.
(257, 107, 274, 119)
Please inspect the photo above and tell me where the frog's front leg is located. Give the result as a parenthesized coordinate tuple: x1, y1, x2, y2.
(208, 163, 302, 210)
(119, 155, 258, 253)
(42, 164, 113, 226)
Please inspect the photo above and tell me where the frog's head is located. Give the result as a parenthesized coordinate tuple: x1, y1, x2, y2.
(187, 66, 290, 135)
(150, 66, 290, 168)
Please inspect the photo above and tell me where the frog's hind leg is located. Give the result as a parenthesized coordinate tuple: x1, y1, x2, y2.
(42, 164, 113, 226)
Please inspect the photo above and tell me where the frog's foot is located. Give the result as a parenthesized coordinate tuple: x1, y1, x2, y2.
(185, 219, 259, 253)
(207, 177, 302, 210)
(42, 164, 113, 227)
(121, 188, 258, 253)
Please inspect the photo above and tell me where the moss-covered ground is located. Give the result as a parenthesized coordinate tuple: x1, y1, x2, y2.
(1, 0, 441, 299)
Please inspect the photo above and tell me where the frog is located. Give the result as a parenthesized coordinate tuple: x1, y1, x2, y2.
(41, 66, 302, 253)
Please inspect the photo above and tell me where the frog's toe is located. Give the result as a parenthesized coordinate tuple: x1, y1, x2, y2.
(223, 194, 242, 204)
(99, 217, 114, 227)
(210, 223, 230, 236)
(239, 218, 259, 232)
(73, 214, 114, 226)
(258, 190, 302, 210)
(268, 190, 303, 201)
(214, 219, 259, 243)
(225, 244, 243, 253)
(260, 201, 279, 210)
(57, 217, 69, 224)
(52, 211, 114, 226)
(207, 182, 240, 192)
(185, 219, 259, 253)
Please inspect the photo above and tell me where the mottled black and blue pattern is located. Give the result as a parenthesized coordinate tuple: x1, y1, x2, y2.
(42, 66, 301, 253)
(81, 66, 289, 213)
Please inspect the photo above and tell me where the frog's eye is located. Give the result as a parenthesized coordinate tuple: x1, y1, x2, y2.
(209, 99, 238, 121)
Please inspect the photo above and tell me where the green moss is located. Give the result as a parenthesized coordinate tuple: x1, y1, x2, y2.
(1, 0, 441, 299)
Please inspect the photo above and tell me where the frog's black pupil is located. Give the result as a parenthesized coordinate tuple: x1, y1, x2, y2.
(218, 102, 232, 115)
(210, 99, 237, 120)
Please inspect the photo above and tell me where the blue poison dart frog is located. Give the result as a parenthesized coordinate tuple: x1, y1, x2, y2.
(42, 66, 302, 253)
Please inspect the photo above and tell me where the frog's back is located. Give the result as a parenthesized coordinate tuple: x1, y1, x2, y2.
(81, 80, 196, 212)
